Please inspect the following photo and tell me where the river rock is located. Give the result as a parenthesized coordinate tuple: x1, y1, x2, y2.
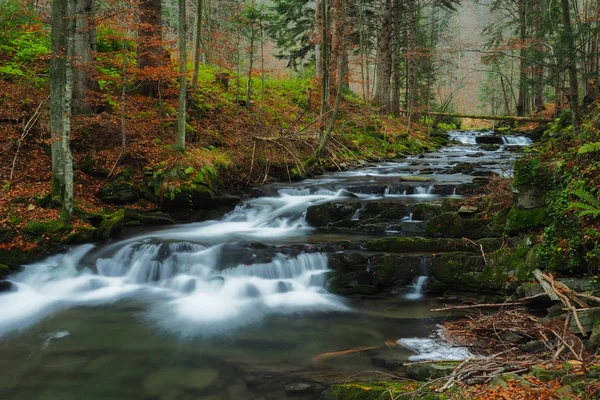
(0, 281, 14, 292)
(405, 362, 458, 381)
(475, 135, 503, 144)
(412, 203, 442, 220)
(514, 184, 546, 209)
(447, 162, 474, 175)
(284, 382, 314, 394)
(425, 212, 491, 239)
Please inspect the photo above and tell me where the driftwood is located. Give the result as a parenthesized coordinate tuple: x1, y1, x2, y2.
(533, 269, 560, 301)
(431, 293, 548, 312)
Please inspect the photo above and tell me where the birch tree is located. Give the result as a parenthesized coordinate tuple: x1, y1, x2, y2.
(50, 0, 75, 221)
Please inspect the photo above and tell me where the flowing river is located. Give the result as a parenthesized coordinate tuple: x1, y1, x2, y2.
(0, 130, 531, 399)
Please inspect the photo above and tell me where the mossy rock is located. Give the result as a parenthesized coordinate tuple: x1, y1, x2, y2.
(505, 207, 547, 234)
(65, 225, 97, 244)
(0, 263, 9, 279)
(323, 381, 417, 400)
(99, 167, 139, 204)
(23, 220, 70, 235)
(426, 212, 491, 239)
(431, 244, 538, 294)
(364, 237, 503, 253)
(98, 209, 125, 239)
(143, 164, 220, 209)
(327, 271, 377, 296)
(412, 203, 443, 220)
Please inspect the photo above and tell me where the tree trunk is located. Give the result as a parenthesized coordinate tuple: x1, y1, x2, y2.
(315, 0, 322, 78)
(176, 0, 186, 151)
(138, 0, 167, 97)
(406, 0, 417, 128)
(314, 0, 346, 162)
(319, 0, 329, 140)
(516, 0, 528, 116)
(561, 0, 580, 127)
(50, 0, 75, 221)
(246, 18, 255, 109)
(73, 0, 99, 114)
(192, 0, 203, 89)
(374, 0, 392, 112)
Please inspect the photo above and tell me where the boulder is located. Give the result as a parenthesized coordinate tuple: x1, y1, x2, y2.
(412, 203, 442, 220)
(98, 209, 125, 239)
(475, 135, 503, 144)
(505, 207, 547, 234)
(514, 184, 547, 209)
(425, 212, 491, 239)
(99, 167, 139, 204)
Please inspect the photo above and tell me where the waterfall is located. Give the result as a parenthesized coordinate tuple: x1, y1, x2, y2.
(404, 276, 428, 300)
(415, 185, 434, 195)
(501, 136, 532, 146)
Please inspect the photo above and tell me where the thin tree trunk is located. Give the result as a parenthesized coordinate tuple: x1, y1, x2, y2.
(73, 0, 99, 114)
(176, 0, 186, 151)
(406, 0, 417, 129)
(246, 4, 255, 109)
(516, 0, 528, 116)
(314, 0, 346, 162)
(319, 0, 329, 140)
(50, 0, 75, 220)
(561, 0, 581, 127)
(192, 0, 203, 89)
(374, 0, 392, 112)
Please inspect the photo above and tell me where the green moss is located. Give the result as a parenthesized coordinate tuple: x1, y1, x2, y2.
(505, 207, 547, 234)
(23, 219, 70, 235)
(323, 381, 416, 400)
(513, 157, 552, 187)
(431, 244, 537, 294)
(65, 225, 97, 244)
(98, 209, 125, 239)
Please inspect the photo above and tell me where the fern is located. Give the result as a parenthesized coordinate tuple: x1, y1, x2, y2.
(569, 189, 600, 219)
(577, 142, 600, 155)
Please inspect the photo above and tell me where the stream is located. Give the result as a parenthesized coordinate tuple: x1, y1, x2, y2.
(0, 130, 532, 399)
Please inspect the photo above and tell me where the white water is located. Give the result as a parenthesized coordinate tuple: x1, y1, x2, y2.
(415, 185, 435, 196)
(398, 337, 473, 361)
(502, 136, 533, 146)
(0, 190, 353, 338)
(404, 276, 428, 300)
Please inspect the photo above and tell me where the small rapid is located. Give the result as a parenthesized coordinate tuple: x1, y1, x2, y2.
(0, 190, 352, 338)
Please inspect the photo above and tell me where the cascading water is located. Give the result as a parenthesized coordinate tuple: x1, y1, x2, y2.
(404, 276, 428, 300)
(501, 136, 532, 146)
(0, 190, 352, 338)
(414, 185, 435, 196)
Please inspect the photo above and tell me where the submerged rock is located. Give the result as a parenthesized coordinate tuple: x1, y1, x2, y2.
(405, 362, 458, 381)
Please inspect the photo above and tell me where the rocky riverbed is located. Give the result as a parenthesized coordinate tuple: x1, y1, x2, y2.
(0, 130, 540, 399)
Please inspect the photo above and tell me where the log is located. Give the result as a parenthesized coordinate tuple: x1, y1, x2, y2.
(532, 269, 560, 301)
(398, 110, 552, 123)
